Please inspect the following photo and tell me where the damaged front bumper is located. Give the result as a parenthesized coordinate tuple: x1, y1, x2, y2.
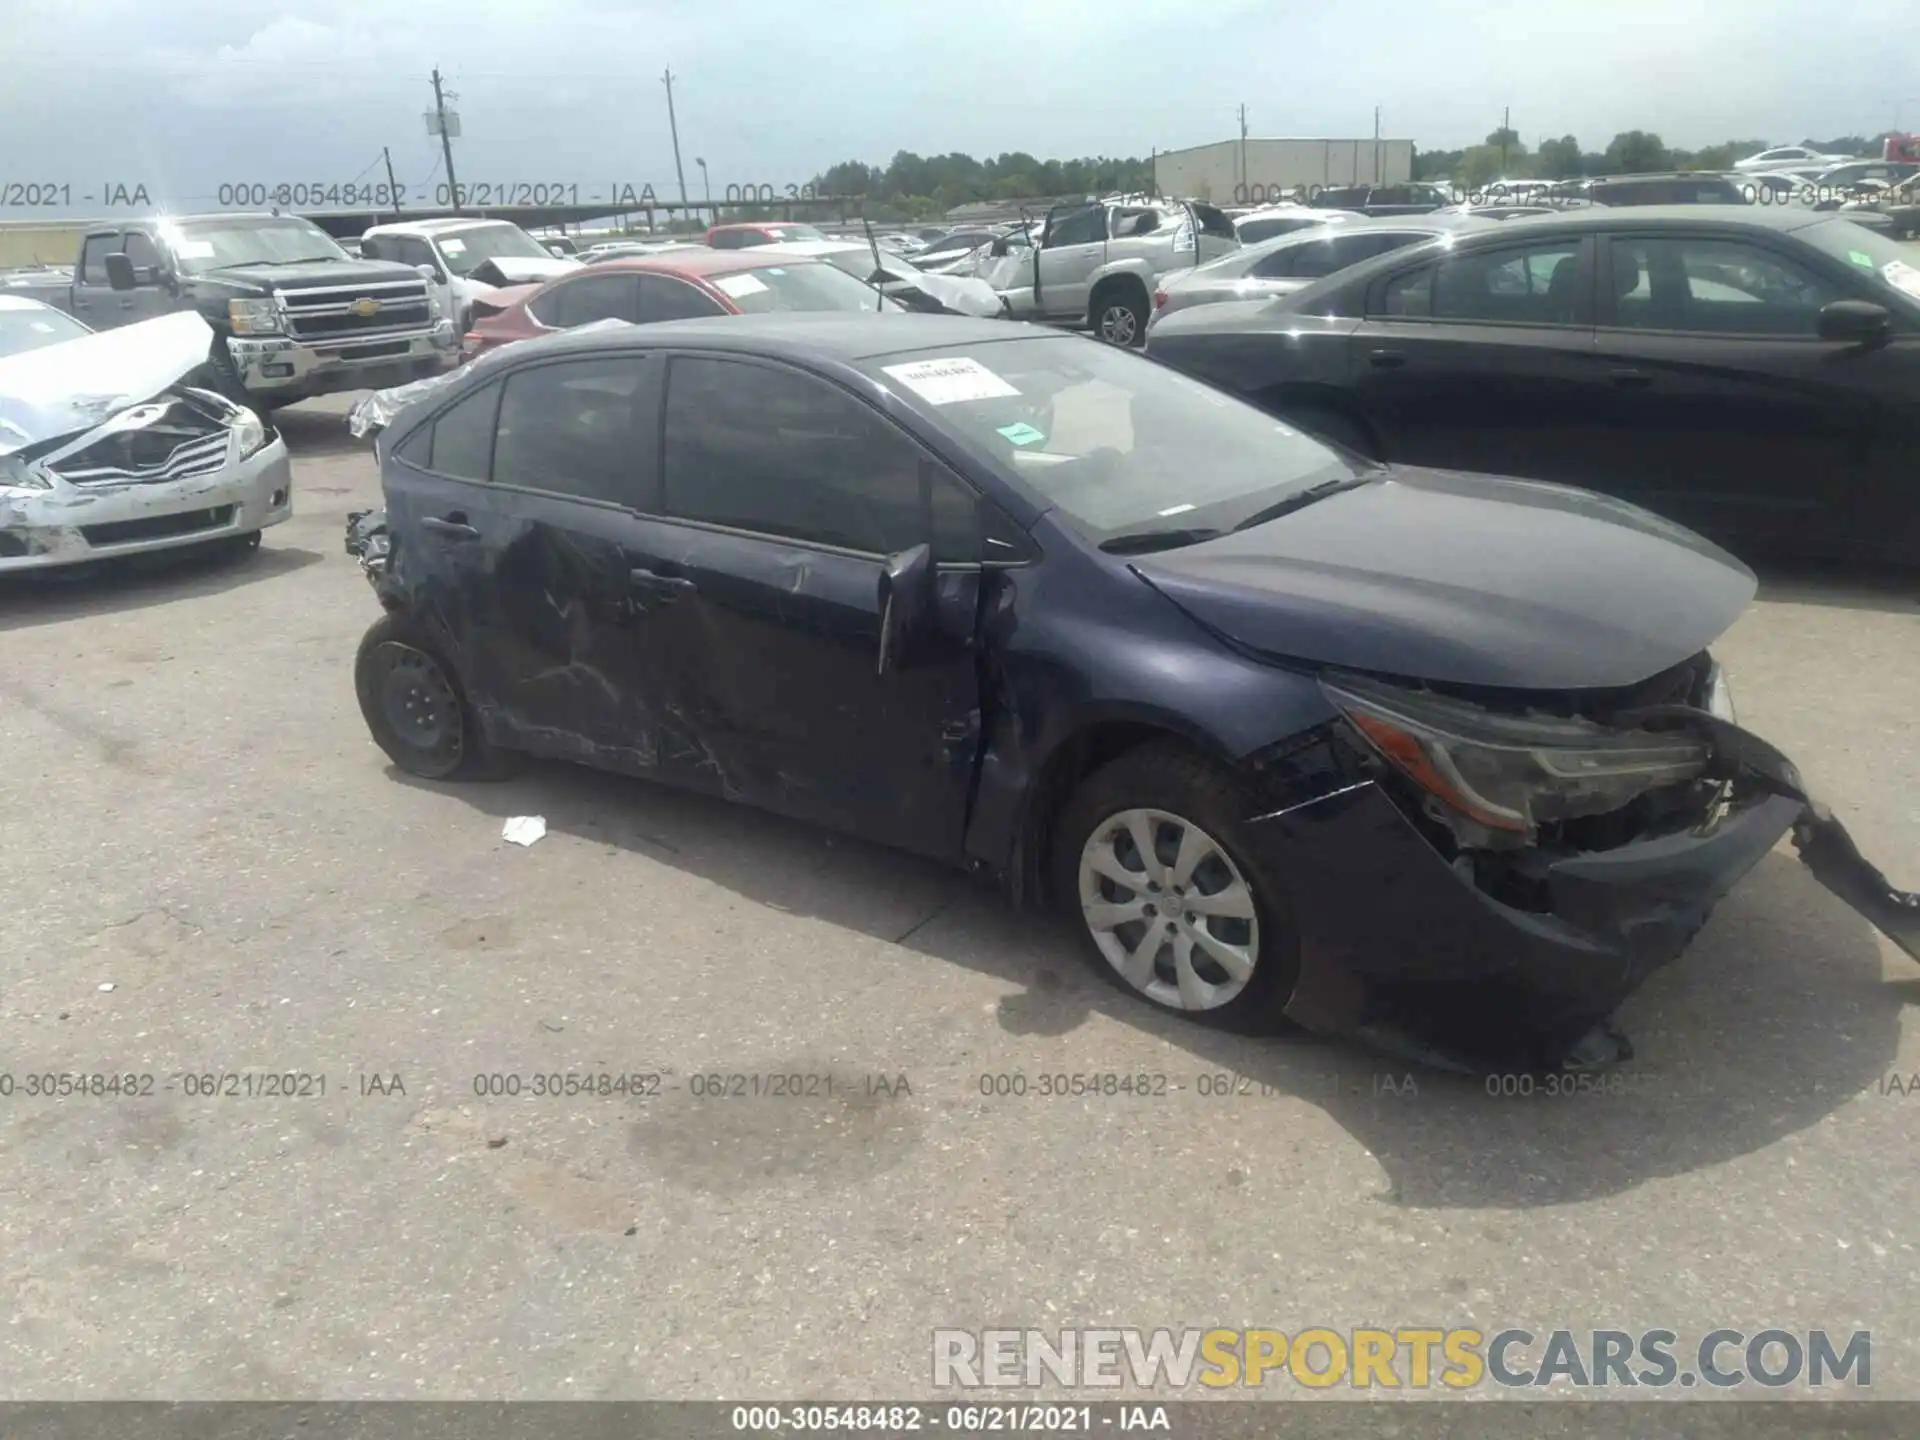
(1244, 709, 1919, 1072)
(229, 323, 458, 402)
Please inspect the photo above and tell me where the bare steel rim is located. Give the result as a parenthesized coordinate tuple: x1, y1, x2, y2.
(1076, 807, 1259, 1010)
(1096, 301, 1140, 345)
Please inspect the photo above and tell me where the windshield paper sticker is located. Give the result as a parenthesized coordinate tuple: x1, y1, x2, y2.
(175, 241, 215, 259)
(439, 238, 467, 255)
(883, 357, 1020, 405)
(1882, 259, 1920, 299)
(713, 272, 769, 298)
(1849, 250, 1877, 268)
(996, 421, 1046, 446)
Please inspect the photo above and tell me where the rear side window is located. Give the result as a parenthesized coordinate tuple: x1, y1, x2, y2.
(634, 274, 725, 322)
(422, 380, 501, 480)
(492, 358, 650, 504)
(1381, 241, 1583, 323)
(531, 274, 637, 329)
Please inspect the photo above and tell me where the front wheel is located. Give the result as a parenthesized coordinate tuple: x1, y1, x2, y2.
(353, 613, 519, 781)
(1052, 742, 1299, 1030)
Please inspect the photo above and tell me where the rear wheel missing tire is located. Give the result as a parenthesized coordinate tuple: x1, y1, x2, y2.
(353, 613, 518, 781)
(1052, 742, 1299, 1030)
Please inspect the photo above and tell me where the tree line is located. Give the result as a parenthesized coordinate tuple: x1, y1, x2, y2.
(1415, 130, 1900, 186)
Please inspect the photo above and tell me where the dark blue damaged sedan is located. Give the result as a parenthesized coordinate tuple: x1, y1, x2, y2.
(345, 313, 1920, 1073)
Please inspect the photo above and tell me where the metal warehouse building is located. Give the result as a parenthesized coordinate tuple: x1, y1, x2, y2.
(1155, 137, 1415, 205)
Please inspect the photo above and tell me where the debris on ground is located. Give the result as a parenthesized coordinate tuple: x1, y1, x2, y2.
(502, 816, 547, 847)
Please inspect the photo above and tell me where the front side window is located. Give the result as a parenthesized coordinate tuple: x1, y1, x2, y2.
(1607, 236, 1843, 334)
(1045, 207, 1107, 248)
(78, 234, 119, 283)
(634, 274, 726, 322)
(662, 356, 973, 557)
(120, 232, 163, 281)
(492, 358, 649, 504)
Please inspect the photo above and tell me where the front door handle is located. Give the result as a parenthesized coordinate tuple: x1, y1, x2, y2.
(1609, 368, 1654, 388)
(1367, 349, 1407, 369)
(629, 567, 696, 598)
(420, 515, 480, 541)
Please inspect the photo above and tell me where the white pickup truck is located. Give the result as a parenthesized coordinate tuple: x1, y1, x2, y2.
(358, 218, 580, 331)
(980, 199, 1239, 345)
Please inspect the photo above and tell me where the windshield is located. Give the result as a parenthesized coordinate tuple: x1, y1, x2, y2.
(863, 336, 1353, 544)
(0, 305, 91, 359)
(1797, 219, 1920, 306)
(710, 262, 902, 313)
(434, 224, 555, 276)
(816, 248, 925, 285)
(164, 217, 349, 273)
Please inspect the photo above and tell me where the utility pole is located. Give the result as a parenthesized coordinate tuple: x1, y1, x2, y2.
(382, 147, 403, 221)
(1374, 105, 1382, 184)
(430, 68, 462, 213)
(663, 69, 690, 221)
(1500, 105, 1511, 176)
(1238, 103, 1249, 196)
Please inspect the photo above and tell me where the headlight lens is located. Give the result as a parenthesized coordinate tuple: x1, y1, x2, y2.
(1323, 674, 1711, 843)
(227, 298, 281, 335)
(231, 408, 268, 458)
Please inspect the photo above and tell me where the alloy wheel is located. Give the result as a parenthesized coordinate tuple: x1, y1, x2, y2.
(1097, 304, 1139, 346)
(1077, 807, 1258, 1010)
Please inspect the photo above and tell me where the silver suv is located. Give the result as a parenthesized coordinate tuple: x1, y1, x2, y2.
(986, 199, 1238, 345)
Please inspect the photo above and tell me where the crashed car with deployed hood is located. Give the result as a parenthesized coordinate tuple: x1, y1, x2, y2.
(2, 311, 291, 570)
(343, 313, 1918, 1074)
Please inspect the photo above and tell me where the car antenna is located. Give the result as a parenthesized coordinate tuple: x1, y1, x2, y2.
(861, 207, 885, 311)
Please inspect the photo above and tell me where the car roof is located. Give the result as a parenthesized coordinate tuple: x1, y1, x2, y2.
(504, 312, 1048, 365)
(579, 248, 837, 279)
(367, 217, 519, 235)
(707, 221, 816, 233)
(1479, 204, 1833, 233)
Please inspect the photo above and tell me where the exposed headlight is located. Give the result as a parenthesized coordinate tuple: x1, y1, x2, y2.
(231, 408, 269, 459)
(1323, 674, 1712, 845)
(227, 298, 282, 336)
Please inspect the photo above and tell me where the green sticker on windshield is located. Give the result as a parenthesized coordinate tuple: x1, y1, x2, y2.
(997, 422, 1046, 446)
(1849, 250, 1876, 268)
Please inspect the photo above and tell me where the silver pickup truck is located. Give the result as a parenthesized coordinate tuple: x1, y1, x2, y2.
(981, 199, 1239, 345)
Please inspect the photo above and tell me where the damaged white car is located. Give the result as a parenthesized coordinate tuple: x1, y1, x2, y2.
(0, 311, 291, 571)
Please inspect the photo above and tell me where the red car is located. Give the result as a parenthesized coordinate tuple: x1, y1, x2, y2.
(461, 249, 893, 358)
(703, 221, 827, 249)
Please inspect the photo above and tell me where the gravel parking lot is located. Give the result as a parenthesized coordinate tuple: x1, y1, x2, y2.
(2, 396, 1917, 1400)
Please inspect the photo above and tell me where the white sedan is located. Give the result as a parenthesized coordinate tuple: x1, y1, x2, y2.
(1, 307, 292, 572)
(1734, 145, 1857, 173)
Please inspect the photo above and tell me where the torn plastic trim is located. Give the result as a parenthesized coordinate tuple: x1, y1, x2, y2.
(1617, 704, 1920, 963)
(0, 311, 217, 458)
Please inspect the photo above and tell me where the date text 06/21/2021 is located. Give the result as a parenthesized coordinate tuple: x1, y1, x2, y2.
(0, 181, 830, 210)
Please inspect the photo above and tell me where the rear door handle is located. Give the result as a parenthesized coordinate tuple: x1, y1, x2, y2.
(420, 515, 480, 540)
(1609, 368, 1654, 388)
(1367, 349, 1407, 369)
(629, 567, 696, 597)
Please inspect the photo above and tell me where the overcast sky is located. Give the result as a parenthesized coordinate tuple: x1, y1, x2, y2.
(8, 0, 1920, 214)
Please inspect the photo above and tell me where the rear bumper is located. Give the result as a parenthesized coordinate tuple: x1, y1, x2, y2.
(1243, 779, 1801, 1068)
(227, 324, 458, 400)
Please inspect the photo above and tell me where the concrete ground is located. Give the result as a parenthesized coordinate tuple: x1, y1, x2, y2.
(1, 397, 1916, 1401)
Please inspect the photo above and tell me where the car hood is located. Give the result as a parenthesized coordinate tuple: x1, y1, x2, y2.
(1128, 466, 1757, 690)
(200, 258, 423, 290)
(895, 269, 1005, 317)
(0, 311, 213, 458)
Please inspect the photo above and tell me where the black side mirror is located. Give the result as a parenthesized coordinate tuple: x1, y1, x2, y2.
(876, 543, 935, 675)
(1816, 299, 1892, 345)
(103, 252, 137, 291)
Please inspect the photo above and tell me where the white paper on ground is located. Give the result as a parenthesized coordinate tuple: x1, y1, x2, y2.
(502, 815, 547, 846)
(881, 356, 1020, 405)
